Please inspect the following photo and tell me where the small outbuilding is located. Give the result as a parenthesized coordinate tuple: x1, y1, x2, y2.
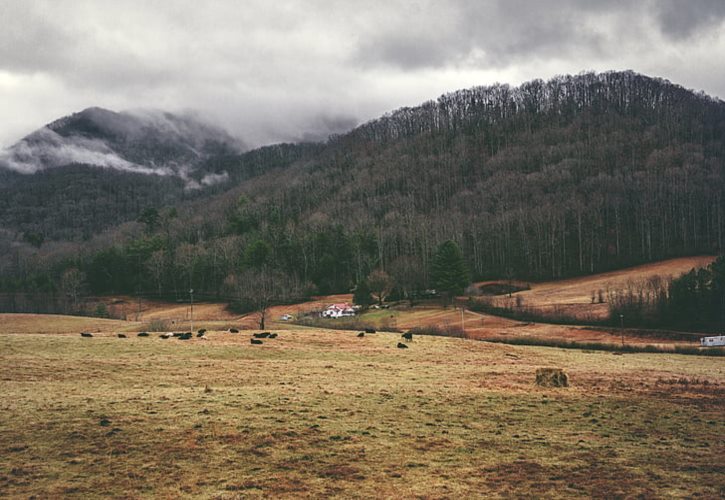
(700, 335, 725, 347)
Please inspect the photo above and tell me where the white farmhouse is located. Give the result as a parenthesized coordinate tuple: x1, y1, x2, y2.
(321, 303, 356, 318)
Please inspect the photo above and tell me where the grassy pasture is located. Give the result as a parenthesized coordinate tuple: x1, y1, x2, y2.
(474, 255, 716, 320)
(0, 322, 723, 498)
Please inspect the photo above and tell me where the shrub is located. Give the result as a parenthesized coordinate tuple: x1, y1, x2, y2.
(94, 302, 109, 318)
(407, 324, 466, 338)
(293, 315, 401, 333)
(144, 318, 170, 332)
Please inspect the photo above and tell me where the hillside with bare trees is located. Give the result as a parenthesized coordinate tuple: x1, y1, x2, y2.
(1, 71, 724, 315)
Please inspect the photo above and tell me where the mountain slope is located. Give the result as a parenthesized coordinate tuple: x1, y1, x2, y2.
(209, 70, 725, 286)
(0, 108, 323, 240)
(1, 71, 724, 306)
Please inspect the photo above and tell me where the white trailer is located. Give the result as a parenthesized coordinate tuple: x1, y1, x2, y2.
(700, 335, 725, 347)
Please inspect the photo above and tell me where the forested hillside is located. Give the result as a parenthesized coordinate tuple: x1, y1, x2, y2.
(1, 71, 724, 312)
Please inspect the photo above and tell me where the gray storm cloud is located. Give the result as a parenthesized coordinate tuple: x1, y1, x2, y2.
(655, 0, 725, 40)
(0, 0, 724, 149)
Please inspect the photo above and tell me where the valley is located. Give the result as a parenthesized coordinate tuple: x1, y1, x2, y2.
(1, 313, 722, 498)
(1, 71, 724, 499)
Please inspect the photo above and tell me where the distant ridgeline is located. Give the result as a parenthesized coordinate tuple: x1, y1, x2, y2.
(0, 70, 724, 310)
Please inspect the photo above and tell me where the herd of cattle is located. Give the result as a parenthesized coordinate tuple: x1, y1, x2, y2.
(79, 326, 414, 348)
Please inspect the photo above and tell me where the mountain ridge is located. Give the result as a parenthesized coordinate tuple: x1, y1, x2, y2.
(1, 70, 724, 303)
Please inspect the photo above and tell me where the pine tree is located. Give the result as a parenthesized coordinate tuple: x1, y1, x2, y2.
(430, 240, 470, 304)
(353, 279, 373, 307)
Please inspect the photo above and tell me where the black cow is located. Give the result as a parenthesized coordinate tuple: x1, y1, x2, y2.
(80, 332, 93, 338)
(251, 339, 263, 345)
(357, 332, 365, 338)
(229, 328, 239, 333)
(397, 342, 408, 349)
(253, 332, 271, 339)
(196, 332, 205, 337)
(402, 332, 413, 341)
(137, 332, 150, 337)
(365, 328, 376, 334)
(117, 333, 127, 338)
(268, 333, 278, 339)
(197, 329, 207, 335)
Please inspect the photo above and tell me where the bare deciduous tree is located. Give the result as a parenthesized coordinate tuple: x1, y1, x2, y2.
(61, 267, 86, 312)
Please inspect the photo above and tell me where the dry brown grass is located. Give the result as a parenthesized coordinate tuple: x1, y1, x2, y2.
(342, 306, 699, 347)
(0, 315, 723, 498)
(0, 313, 140, 335)
(473, 256, 716, 320)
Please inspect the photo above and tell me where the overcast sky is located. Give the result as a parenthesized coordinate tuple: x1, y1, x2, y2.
(1, 0, 725, 148)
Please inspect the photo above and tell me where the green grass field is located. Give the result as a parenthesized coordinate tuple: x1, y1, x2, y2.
(1, 325, 723, 498)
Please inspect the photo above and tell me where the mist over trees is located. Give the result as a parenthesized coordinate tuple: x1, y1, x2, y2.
(1, 71, 724, 317)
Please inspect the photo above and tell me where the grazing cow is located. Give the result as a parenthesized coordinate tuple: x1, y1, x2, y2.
(196, 332, 205, 338)
(397, 342, 408, 349)
(357, 332, 365, 338)
(365, 328, 376, 334)
(251, 339, 263, 345)
(137, 332, 150, 337)
(229, 328, 239, 333)
(179, 334, 191, 341)
(254, 332, 271, 339)
(80, 332, 93, 338)
(197, 329, 207, 335)
(117, 333, 127, 338)
(402, 332, 413, 341)
(268, 333, 278, 339)
(160, 333, 172, 339)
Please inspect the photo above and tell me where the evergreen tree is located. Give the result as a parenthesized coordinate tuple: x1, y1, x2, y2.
(430, 241, 470, 304)
(353, 279, 373, 307)
(244, 240, 272, 269)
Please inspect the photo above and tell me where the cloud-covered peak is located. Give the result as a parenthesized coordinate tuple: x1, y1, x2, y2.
(0, 107, 243, 185)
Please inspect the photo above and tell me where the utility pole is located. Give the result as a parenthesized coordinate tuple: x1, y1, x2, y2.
(189, 289, 194, 334)
(461, 306, 465, 337)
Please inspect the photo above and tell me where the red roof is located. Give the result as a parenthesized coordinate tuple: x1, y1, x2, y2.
(328, 303, 352, 310)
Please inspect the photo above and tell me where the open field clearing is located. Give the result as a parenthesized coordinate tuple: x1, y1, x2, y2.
(97, 294, 353, 328)
(474, 256, 716, 320)
(1, 319, 723, 498)
(324, 306, 704, 347)
(0, 314, 141, 335)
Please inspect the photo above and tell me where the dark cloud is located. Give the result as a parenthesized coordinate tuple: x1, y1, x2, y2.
(0, 1, 724, 149)
(353, 1, 625, 70)
(655, 0, 725, 40)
